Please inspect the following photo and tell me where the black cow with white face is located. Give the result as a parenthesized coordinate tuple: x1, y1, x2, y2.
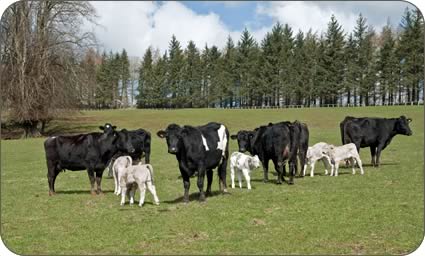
(44, 124, 135, 195)
(231, 121, 309, 183)
(340, 115, 413, 166)
(157, 122, 229, 203)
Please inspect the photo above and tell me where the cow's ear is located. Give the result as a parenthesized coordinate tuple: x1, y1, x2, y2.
(157, 130, 166, 138)
(230, 134, 237, 140)
(99, 126, 104, 131)
(112, 126, 117, 129)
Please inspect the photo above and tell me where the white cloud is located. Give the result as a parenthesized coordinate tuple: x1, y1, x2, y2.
(256, 2, 358, 35)
(90, 1, 240, 58)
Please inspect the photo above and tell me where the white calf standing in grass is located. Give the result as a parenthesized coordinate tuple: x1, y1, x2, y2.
(303, 142, 333, 177)
(120, 163, 160, 207)
(230, 152, 261, 190)
(112, 156, 133, 195)
(325, 143, 364, 176)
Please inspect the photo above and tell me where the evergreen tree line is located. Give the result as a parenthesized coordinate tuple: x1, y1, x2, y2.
(136, 10, 424, 108)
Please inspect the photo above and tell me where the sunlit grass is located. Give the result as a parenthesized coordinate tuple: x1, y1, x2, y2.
(1, 106, 423, 254)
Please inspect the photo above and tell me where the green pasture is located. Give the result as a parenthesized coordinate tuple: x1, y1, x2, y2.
(1, 106, 423, 254)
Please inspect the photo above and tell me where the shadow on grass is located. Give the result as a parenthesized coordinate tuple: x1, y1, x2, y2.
(55, 189, 114, 195)
(162, 190, 226, 204)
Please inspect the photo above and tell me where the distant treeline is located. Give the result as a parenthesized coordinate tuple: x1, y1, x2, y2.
(134, 11, 423, 108)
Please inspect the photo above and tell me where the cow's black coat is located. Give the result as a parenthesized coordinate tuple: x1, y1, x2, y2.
(44, 125, 134, 195)
(157, 122, 229, 202)
(340, 115, 413, 166)
(231, 121, 309, 184)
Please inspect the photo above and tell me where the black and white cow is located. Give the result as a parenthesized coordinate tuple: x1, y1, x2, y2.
(44, 124, 135, 195)
(340, 115, 413, 166)
(231, 121, 309, 184)
(157, 122, 229, 203)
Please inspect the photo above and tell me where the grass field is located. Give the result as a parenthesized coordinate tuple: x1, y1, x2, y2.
(1, 106, 423, 255)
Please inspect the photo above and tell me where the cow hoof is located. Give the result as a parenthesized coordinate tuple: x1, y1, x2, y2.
(91, 191, 97, 196)
(155, 202, 160, 206)
(49, 191, 56, 196)
(98, 191, 104, 196)
(288, 181, 294, 185)
(276, 180, 282, 185)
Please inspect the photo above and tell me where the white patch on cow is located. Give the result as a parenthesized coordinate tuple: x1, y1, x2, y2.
(201, 135, 209, 151)
(217, 125, 227, 156)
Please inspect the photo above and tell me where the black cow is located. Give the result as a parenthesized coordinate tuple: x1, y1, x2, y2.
(231, 121, 308, 184)
(340, 115, 413, 166)
(44, 124, 135, 195)
(157, 122, 229, 203)
(105, 127, 152, 177)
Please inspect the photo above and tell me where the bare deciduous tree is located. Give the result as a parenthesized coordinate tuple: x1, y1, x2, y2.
(0, 1, 97, 137)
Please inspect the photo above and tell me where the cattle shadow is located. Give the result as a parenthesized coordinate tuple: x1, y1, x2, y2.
(55, 189, 114, 195)
(162, 190, 226, 204)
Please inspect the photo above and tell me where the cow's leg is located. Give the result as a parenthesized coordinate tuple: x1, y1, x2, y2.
(129, 185, 136, 205)
(113, 168, 118, 195)
(182, 174, 190, 203)
(206, 169, 213, 196)
(242, 169, 251, 190)
(230, 164, 236, 189)
(350, 158, 356, 174)
(355, 156, 364, 175)
(375, 144, 385, 167)
(47, 163, 60, 196)
(120, 186, 127, 206)
(95, 169, 104, 195)
(217, 157, 228, 193)
(334, 162, 340, 176)
(146, 181, 160, 205)
(322, 158, 329, 175)
(237, 170, 243, 188)
(370, 147, 377, 167)
(138, 183, 146, 207)
(302, 163, 308, 177)
(262, 159, 270, 183)
(310, 161, 316, 177)
(87, 169, 96, 195)
(272, 158, 283, 184)
(197, 168, 206, 202)
(288, 160, 296, 185)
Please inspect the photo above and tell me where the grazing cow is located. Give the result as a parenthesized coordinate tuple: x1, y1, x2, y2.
(157, 122, 229, 203)
(325, 143, 364, 176)
(340, 116, 413, 166)
(231, 121, 309, 184)
(44, 125, 135, 195)
(230, 152, 261, 189)
(303, 142, 333, 177)
(119, 164, 160, 207)
(112, 156, 133, 195)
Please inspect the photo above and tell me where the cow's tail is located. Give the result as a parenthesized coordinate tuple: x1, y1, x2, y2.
(145, 164, 154, 183)
(125, 156, 133, 168)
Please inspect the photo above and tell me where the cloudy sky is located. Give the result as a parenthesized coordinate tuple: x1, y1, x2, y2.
(88, 1, 418, 58)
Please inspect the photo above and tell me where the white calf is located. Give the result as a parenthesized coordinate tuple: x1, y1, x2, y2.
(230, 152, 261, 190)
(120, 164, 160, 207)
(112, 156, 133, 195)
(303, 142, 333, 177)
(326, 143, 364, 176)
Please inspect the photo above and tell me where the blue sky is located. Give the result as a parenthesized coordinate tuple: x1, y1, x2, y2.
(88, 1, 418, 58)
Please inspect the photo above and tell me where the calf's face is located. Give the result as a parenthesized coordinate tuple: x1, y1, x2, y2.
(157, 124, 182, 154)
(230, 131, 254, 153)
(395, 116, 413, 136)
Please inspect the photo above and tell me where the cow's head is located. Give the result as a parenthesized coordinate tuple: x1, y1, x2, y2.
(249, 155, 261, 168)
(230, 130, 255, 153)
(99, 123, 117, 135)
(157, 124, 183, 154)
(116, 129, 135, 153)
(395, 116, 413, 136)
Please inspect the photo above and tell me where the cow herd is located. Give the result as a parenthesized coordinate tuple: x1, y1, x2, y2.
(43, 115, 413, 206)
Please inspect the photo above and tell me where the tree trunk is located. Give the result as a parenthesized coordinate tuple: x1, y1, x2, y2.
(21, 120, 41, 138)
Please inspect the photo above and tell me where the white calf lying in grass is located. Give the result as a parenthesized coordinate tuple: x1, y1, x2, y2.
(303, 142, 333, 177)
(325, 143, 364, 176)
(230, 152, 261, 190)
(119, 163, 160, 207)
